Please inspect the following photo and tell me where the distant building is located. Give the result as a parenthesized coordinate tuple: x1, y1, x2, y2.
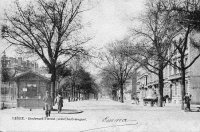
(116, 73, 137, 102)
(123, 79, 132, 101)
(38, 66, 49, 74)
(1, 52, 40, 108)
(136, 67, 149, 102)
(1, 52, 39, 76)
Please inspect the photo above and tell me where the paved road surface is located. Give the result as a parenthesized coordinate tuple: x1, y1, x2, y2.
(0, 98, 200, 132)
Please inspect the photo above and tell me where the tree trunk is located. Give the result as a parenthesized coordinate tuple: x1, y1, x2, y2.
(72, 82, 76, 101)
(71, 85, 74, 101)
(74, 86, 77, 100)
(73, 85, 75, 101)
(158, 69, 164, 107)
(50, 69, 56, 104)
(87, 93, 89, 100)
(73, 85, 76, 101)
(78, 86, 81, 100)
(180, 68, 186, 110)
(120, 83, 124, 103)
(170, 84, 172, 102)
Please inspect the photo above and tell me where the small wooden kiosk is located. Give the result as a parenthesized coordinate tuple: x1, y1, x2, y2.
(13, 71, 51, 109)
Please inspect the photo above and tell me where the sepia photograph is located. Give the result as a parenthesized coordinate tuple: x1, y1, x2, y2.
(1, 0, 200, 131)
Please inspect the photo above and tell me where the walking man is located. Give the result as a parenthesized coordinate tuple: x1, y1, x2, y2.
(54, 93, 63, 113)
(43, 91, 52, 117)
(184, 93, 192, 111)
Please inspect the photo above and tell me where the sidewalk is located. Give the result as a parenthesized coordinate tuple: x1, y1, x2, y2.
(1, 99, 200, 132)
(123, 99, 200, 112)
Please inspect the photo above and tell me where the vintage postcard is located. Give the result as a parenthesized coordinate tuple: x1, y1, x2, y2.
(1, 0, 200, 132)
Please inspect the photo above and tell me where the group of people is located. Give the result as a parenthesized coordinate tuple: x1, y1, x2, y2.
(133, 92, 192, 111)
(43, 91, 192, 117)
(43, 91, 63, 117)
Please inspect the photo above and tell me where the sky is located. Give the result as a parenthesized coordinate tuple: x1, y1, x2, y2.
(0, 0, 145, 75)
(84, 0, 145, 48)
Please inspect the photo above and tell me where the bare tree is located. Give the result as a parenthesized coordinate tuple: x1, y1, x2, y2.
(165, 0, 200, 110)
(125, 0, 181, 107)
(95, 40, 135, 103)
(99, 70, 119, 100)
(68, 60, 82, 101)
(1, 0, 91, 100)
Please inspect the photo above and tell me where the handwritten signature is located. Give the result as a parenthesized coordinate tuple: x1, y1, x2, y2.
(80, 116, 138, 132)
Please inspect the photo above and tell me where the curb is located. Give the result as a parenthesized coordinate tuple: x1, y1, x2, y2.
(52, 109, 83, 114)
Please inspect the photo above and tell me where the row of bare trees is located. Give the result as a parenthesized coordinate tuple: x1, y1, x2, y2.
(2, 0, 200, 109)
(98, 0, 200, 109)
(57, 60, 99, 101)
(96, 40, 136, 103)
(126, 0, 200, 109)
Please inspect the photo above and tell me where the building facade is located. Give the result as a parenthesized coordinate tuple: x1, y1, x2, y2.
(1, 52, 39, 75)
(136, 39, 200, 104)
(115, 73, 137, 102)
(1, 53, 41, 108)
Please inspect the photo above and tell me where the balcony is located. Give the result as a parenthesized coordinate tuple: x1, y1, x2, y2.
(147, 80, 158, 86)
(168, 71, 189, 81)
(168, 73, 181, 80)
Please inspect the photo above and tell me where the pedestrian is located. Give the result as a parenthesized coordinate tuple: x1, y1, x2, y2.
(135, 96, 139, 105)
(68, 96, 70, 102)
(165, 95, 170, 103)
(184, 93, 191, 111)
(43, 91, 52, 117)
(96, 95, 98, 101)
(54, 93, 63, 113)
(162, 96, 166, 106)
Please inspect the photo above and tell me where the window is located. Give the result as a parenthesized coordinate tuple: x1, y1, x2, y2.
(26, 83, 37, 98)
(164, 67, 167, 78)
(1, 87, 9, 95)
(185, 81, 188, 93)
(169, 65, 172, 75)
(175, 83, 177, 96)
(174, 62, 177, 74)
